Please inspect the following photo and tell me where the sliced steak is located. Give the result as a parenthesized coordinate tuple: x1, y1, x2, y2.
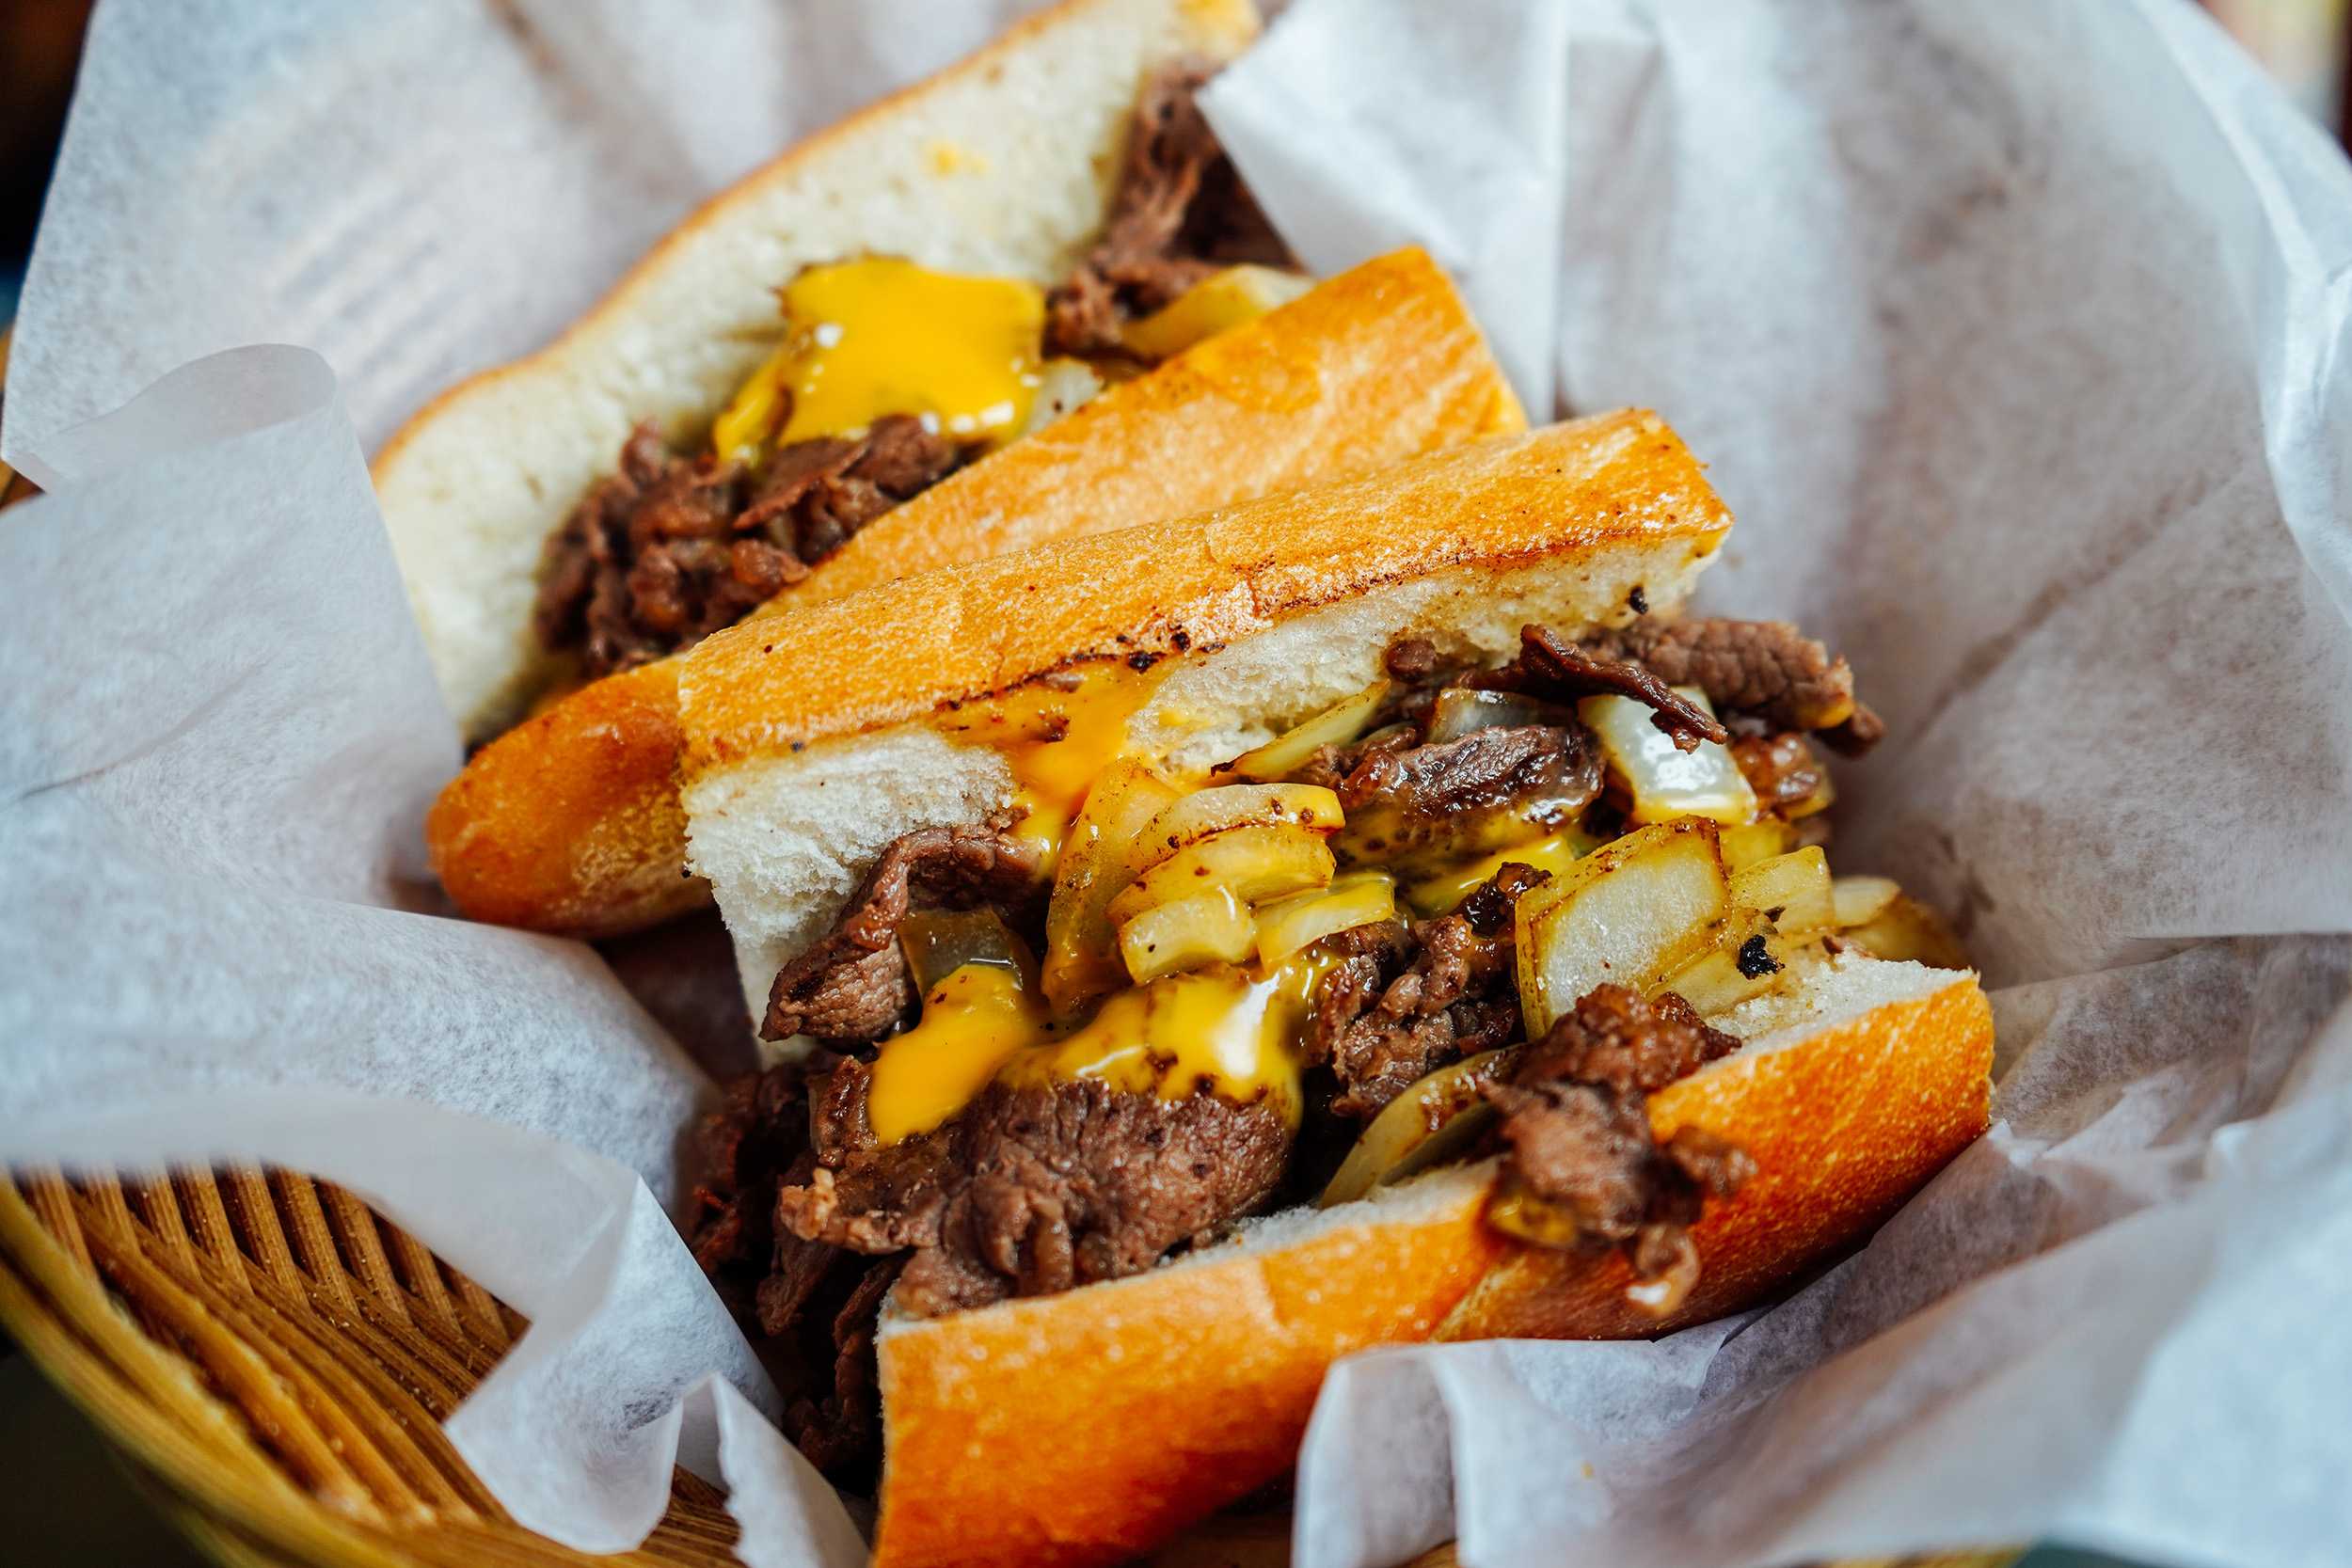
(1331, 723, 1604, 870)
(1046, 64, 1301, 357)
(1383, 637, 1439, 681)
(776, 1072, 1292, 1319)
(1586, 618, 1884, 756)
(737, 414, 957, 564)
(1483, 985, 1753, 1291)
(1470, 626, 1726, 752)
(775, 1059, 965, 1258)
(763, 820, 1045, 1044)
(1309, 863, 1550, 1119)
(686, 1064, 816, 1297)
(782, 1253, 906, 1481)
(535, 415, 957, 680)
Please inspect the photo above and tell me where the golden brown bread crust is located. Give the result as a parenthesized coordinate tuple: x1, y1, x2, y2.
(424, 661, 705, 938)
(424, 251, 1522, 936)
(753, 246, 1523, 614)
(1440, 973, 1995, 1338)
(873, 1173, 1504, 1568)
(866, 970, 1994, 1568)
(681, 410, 1733, 775)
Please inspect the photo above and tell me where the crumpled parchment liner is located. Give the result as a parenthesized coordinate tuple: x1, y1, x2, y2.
(5, 0, 2351, 1564)
(1204, 2, 2352, 1563)
(0, 345, 854, 1564)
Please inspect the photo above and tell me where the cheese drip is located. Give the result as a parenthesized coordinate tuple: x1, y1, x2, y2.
(866, 663, 1335, 1146)
(865, 957, 1321, 1147)
(931, 659, 1169, 870)
(712, 258, 1046, 459)
(867, 963, 1045, 1147)
(999, 964, 1308, 1129)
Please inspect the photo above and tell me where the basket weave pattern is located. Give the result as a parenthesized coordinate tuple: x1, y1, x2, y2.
(0, 1163, 741, 1567)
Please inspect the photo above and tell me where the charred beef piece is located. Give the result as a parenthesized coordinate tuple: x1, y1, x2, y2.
(1046, 64, 1301, 357)
(690, 1055, 952, 1483)
(685, 1060, 890, 1481)
(686, 1062, 870, 1337)
(736, 414, 958, 564)
(782, 1253, 906, 1482)
(901, 1080, 1292, 1315)
(779, 1057, 969, 1255)
(778, 1074, 1293, 1319)
(764, 819, 1045, 1044)
(1383, 637, 1439, 681)
(1470, 626, 1727, 752)
(687, 1063, 818, 1306)
(1328, 723, 1605, 869)
(1308, 862, 1551, 1119)
(1483, 985, 1753, 1288)
(1729, 731, 1827, 813)
(1583, 618, 1885, 757)
(535, 415, 957, 680)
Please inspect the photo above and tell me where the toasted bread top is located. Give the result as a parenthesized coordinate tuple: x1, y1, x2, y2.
(755, 246, 1525, 613)
(677, 411, 1733, 773)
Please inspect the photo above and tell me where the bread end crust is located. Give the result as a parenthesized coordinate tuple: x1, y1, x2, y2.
(871, 1166, 1502, 1568)
(424, 659, 704, 938)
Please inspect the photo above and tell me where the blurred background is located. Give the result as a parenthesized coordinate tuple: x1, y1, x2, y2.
(2, 0, 2350, 330)
(0, 0, 2344, 1564)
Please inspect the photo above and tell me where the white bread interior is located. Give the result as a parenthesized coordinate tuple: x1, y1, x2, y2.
(685, 538, 1718, 1022)
(1714, 951, 1977, 1051)
(371, 0, 1263, 741)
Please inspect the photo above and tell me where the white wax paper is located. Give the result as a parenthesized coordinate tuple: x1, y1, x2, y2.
(1206, 1, 2352, 1563)
(0, 342, 862, 1562)
(5, 0, 2352, 1565)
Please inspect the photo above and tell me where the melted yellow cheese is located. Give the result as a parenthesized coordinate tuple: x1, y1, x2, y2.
(1120, 264, 1315, 361)
(711, 258, 1045, 460)
(996, 965, 1306, 1127)
(1404, 827, 1599, 918)
(932, 659, 1170, 871)
(867, 962, 1046, 1147)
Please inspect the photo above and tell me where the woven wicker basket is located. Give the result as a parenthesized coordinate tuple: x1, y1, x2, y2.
(0, 1163, 744, 1568)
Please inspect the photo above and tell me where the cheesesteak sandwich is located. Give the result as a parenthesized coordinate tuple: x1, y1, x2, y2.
(671, 413, 1993, 1566)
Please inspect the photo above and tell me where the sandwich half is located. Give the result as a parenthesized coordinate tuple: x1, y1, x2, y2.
(672, 413, 1992, 1564)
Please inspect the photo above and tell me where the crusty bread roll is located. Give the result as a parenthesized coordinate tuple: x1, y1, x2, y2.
(425, 248, 1524, 939)
(675, 410, 1733, 1010)
(373, 0, 1263, 742)
(1438, 955, 1993, 1339)
(426, 660, 701, 935)
(867, 959, 1992, 1568)
(878, 1161, 1505, 1568)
